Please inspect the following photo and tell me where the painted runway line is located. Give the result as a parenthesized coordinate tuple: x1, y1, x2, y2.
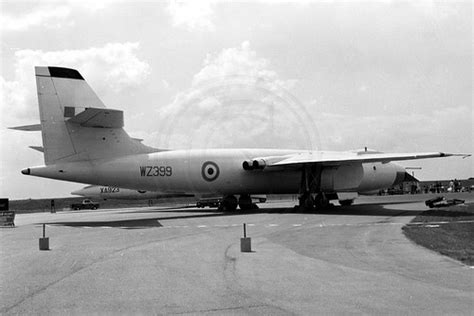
(41, 219, 473, 230)
(159, 219, 474, 230)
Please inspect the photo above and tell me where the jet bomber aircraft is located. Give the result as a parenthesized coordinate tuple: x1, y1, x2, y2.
(12, 67, 469, 211)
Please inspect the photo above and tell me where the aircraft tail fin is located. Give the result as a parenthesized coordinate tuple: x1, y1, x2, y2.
(35, 66, 159, 165)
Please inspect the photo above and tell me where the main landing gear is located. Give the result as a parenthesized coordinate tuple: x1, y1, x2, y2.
(218, 194, 259, 212)
(339, 199, 354, 206)
(295, 164, 331, 212)
(296, 192, 330, 212)
(238, 194, 259, 211)
(218, 195, 238, 212)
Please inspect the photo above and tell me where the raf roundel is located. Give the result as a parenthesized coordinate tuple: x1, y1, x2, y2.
(201, 161, 220, 182)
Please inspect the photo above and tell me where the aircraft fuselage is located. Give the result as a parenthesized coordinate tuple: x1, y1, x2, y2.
(23, 148, 404, 195)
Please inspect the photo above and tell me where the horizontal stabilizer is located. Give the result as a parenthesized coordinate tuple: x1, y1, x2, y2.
(29, 146, 44, 152)
(67, 107, 123, 128)
(9, 124, 42, 131)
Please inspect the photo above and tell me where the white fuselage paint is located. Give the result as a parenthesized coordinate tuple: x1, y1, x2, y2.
(25, 148, 404, 195)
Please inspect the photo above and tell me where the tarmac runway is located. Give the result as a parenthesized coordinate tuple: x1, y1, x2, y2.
(1, 194, 473, 315)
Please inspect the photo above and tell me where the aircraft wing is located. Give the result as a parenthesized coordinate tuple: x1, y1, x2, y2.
(249, 151, 470, 169)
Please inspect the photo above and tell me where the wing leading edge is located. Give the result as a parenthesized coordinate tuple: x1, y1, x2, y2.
(248, 151, 470, 169)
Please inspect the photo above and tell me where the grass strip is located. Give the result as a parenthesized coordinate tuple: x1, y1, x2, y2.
(402, 203, 474, 266)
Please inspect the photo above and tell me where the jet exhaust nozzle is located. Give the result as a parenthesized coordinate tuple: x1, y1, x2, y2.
(252, 159, 264, 169)
(243, 161, 252, 170)
(242, 159, 266, 170)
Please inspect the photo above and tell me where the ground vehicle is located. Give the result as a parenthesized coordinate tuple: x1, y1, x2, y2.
(196, 199, 220, 208)
(71, 199, 99, 210)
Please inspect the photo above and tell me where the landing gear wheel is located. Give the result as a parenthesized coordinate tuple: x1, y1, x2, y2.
(219, 195, 238, 212)
(339, 199, 353, 206)
(314, 193, 329, 209)
(238, 194, 253, 211)
(297, 192, 316, 212)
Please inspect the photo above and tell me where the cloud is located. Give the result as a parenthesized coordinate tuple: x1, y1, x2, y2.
(0, 77, 26, 121)
(0, 1, 111, 32)
(313, 106, 472, 153)
(70, 0, 113, 12)
(409, 0, 460, 20)
(0, 42, 150, 123)
(193, 41, 297, 91)
(166, 0, 215, 31)
(152, 41, 318, 150)
(1, 6, 72, 32)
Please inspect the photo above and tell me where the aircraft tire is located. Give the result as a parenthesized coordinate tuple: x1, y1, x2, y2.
(296, 192, 316, 212)
(220, 195, 238, 212)
(339, 199, 354, 206)
(238, 194, 253, 210)
(314, 193, 329, 209)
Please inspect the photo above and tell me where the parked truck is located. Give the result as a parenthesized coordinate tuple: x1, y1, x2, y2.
(71, 199, 99, 210)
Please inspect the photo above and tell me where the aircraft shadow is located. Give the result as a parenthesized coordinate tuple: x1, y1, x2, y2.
(126, 203, 425, 217)
(259, 205, 422, 217)
(45, 218, 164, 230)
(43, 201, 456, 230)
(43, 212, 236, 229)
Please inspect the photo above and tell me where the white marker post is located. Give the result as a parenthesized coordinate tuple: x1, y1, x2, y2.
(240, 223, 252, 252)
(39, 224, 49, 250)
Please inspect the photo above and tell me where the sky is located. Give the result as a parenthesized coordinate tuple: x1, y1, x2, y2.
(0, 0, 472, 199)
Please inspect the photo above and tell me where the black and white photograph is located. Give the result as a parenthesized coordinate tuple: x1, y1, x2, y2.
(1, 0, 472, 314)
